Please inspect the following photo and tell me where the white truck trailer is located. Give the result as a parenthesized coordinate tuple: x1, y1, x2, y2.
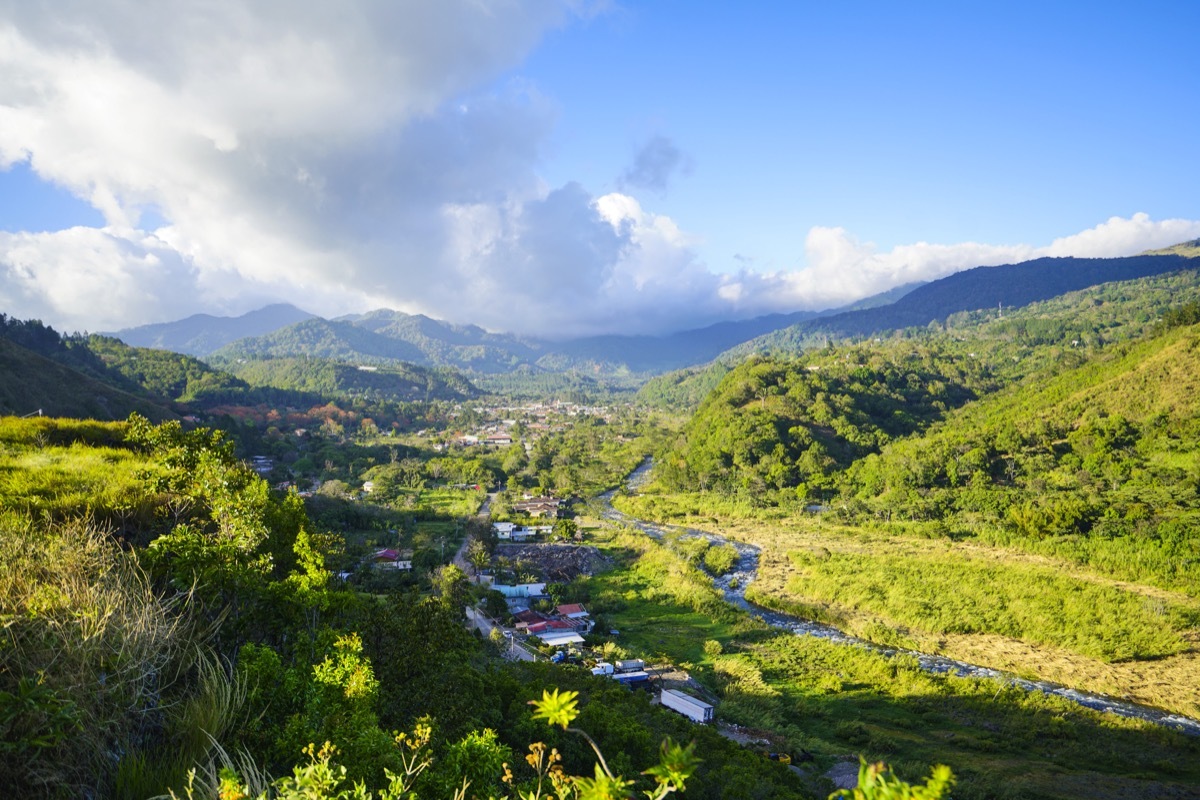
(659, 689, 714, 724)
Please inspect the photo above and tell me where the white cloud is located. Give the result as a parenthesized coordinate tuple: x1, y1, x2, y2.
(708, 214, 1200, 320)
(0, 227, 199, 331)
(0, 0, 572, 327)
(1041, 213, 1200, 258)
(1, 3, 1199, 339)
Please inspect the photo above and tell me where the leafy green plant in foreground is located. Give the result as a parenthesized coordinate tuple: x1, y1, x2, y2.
(171, 688, 703, 800)
(173, 688, 953, 799)
(830, 759, 953, 800)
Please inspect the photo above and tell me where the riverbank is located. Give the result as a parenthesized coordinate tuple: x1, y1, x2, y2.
(608, 476, 1200, 728)
(580, 520, 1200, 799)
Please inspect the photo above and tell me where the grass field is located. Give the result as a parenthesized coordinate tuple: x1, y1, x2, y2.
(614, 492, 1200, 720)
(580, 527, 1200, 800)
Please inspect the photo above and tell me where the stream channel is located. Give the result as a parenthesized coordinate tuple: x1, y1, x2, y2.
(599, 460, 1200, 737)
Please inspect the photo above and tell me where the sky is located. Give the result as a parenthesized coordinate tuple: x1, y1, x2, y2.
(1, 1, 1199, 339)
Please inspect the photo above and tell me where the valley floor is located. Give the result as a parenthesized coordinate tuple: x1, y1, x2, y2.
(590, 497, 1200, 799)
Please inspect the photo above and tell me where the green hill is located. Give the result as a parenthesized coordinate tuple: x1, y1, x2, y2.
(219, 356, 477, 401)
(726, 253, 1199, 358)
(653, 341, 994, 494)
(1145, 237, 1200, 258)
(0, 338, 176, 420)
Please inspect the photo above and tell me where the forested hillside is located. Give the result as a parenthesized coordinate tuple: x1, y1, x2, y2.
(840, 314, 1200, 590)
(217, 356, 477, 402)
(655, 344, 993, 495)
(0, 314, 479, 433)
(0, 338, 176, 420)
(728, 254, 1200, 357)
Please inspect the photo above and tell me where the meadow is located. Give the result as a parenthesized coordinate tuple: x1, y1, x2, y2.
(579, 525, 1200, 800)
(615, 491, 1200, 720)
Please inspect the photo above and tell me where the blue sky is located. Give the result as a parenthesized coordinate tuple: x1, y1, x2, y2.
(1, 1, 1198, 336)
(520, 3, 1200, 264)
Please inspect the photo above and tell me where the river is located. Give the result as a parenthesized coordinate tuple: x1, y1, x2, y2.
(599, 460, 1200, 737)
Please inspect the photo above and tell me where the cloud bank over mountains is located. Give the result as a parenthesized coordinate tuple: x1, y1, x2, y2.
(1, 2, 1198, 338)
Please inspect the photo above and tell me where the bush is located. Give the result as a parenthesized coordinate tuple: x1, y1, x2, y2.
(703, 544, 739, 575)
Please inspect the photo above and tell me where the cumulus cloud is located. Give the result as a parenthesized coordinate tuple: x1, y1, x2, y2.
(0, 227, 200, 331)
(618, 135, 692, 193)
(1, 2, 1198, 339)
(0, 0, 572, 328)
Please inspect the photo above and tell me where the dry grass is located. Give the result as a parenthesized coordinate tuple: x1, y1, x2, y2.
(936, 631, 1200, 718)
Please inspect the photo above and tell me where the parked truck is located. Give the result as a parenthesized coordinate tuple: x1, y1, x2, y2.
(591, 662, 614, 676)
(659, 689, 714, 723)
(611, 670, 650, 686)
(614, 659, 645, 673)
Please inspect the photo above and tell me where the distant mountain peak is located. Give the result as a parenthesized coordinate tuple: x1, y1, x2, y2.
(110, 303, 316, 356)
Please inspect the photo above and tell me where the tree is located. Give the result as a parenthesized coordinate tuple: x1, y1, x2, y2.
(431, 565, 470, 618)
(482, 590, 509, 620)
(552, 518, 579, 541)
(465, 538, 490, 577)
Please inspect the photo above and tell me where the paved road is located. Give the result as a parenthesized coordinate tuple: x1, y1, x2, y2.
(454, 492, 498, 574)
(465, 608, 537, 662)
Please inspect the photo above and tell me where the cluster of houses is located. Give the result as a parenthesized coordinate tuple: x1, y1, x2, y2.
(454, 432, 515, 447)
(512, 603, 592, 647)
(372, 547, 414, 570)
(436, 400, 619, 453)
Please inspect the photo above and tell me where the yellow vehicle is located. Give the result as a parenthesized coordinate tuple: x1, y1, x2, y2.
(766, 752, 791, 765)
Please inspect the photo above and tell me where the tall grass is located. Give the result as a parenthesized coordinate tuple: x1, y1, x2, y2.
(0, 516, 194, 797)
(769, 548, 1198, 662)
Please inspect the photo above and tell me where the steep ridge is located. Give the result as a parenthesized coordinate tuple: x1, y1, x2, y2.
(0, 338, 176, 420)
(729, 253, 1199, 355)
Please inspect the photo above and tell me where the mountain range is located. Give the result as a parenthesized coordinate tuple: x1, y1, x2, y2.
(101, 283, 916, 375)
(106, 250, 1199, 378)
(728, 252, 1200, 356)
(111, 303, 316, 355)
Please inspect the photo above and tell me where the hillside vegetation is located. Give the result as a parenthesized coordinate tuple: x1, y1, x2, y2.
(0, 415, 807, 800)
(0, 338, 178, 420)
(618, 272, 1200, 727)
(727, 254, 1198, 356)
(216, 356, 477, 401)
